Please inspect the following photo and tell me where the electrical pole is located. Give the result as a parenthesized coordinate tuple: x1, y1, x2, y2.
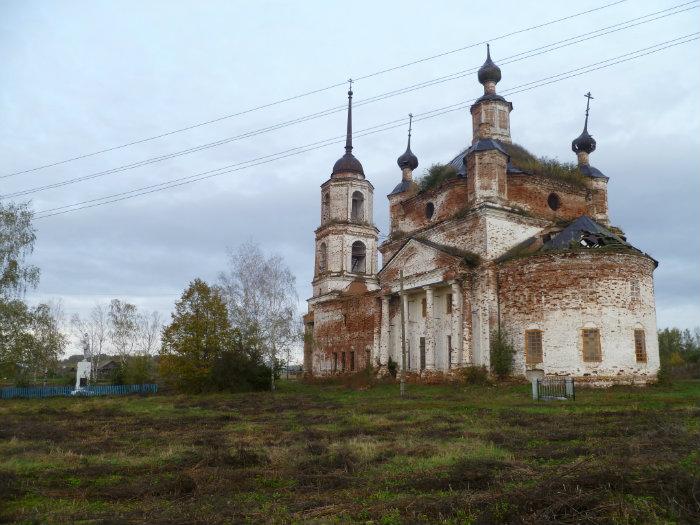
(399, 270, 407, 398)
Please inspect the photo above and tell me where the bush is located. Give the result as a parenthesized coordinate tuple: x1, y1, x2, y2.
(387, 357, 398, 378)
(490, 329, 515, 379)
(124, 355, 155, 385)
(417, 164, 458, 191)
(209, 351, 271, 392)
(455, 365, 491, 385)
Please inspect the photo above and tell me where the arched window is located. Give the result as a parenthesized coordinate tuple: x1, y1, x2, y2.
(322, 192, 330, 222)
(351, 191, 364, 222)
(318, 243, 327, 272)
(351, 241, 366, 273)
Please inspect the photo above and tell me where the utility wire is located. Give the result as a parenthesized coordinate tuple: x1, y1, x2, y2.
(5, 1, 696, 200)
(33, 33, 699, 220)
(2, 0, 631, 179)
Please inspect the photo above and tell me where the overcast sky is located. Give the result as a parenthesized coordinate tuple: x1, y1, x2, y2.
(1, 0, 698, 353)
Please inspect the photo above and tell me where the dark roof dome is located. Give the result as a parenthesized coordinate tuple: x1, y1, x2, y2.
(397, 146, 418, 170)
(572, 92, 597, 155)
(397, 116, 419, 171)
(477, 44, 501, 85)
(332, 152, 364, 175)
(571, 128, 596, 154)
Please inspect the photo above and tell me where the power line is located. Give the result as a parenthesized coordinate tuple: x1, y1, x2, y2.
(33, 33, 699, 220)
(2, 0, 631, 179)
(5, 1, 696, 200)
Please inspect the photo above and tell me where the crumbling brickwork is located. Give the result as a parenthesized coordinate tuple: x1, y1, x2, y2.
(497, 251, 659, 384)
(305, 48, 658, 385)
(310, 287, 377, 374)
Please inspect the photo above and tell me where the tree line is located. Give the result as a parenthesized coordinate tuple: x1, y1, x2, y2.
(1, 201, 298, 392)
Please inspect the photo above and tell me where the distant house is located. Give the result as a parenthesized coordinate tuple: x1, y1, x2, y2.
(284, 364, 304, 379)
(97, 360, 120, 379)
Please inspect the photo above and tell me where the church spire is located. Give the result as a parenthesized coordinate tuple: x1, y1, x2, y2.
(571, 91, 597, 166)
(332, 80, 364, 176)
(397, 113, 418, 173)
(345, 79, 353, 154)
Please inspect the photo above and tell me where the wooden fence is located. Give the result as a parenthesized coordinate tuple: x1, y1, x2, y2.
(0, 384, 158, 400)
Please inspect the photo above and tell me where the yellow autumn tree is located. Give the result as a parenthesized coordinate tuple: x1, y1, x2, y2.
(160, 278, 271, 392)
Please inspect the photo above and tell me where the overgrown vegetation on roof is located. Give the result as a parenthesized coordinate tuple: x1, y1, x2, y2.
(417, 163, 458, 191)
(499, 141, 587, 188)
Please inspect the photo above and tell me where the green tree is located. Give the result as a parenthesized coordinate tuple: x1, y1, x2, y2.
(0, 300, 66, 386)
(0, 203, 65, 385)
(1, 201, 39, 300)
(159, 278, 270, 392)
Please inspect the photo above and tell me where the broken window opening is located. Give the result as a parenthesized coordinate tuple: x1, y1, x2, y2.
(525, 330, 543, 365)
(582, 328, 602, 362)
(350, 351, 355, 371)
(351, 191, 364, 222)
(351, 241, 366, 273)
(446, 294, 453, 314)
(341, 352, 346, 372)
(547, 193, 561, 211)
(425, 202, 435, 219)
(421, 298, 427, 318)
(419, 337, 426, 370)
(332, 352, 338, 372)
(634, 329, 647, 363)
(318, 243, 327, 272)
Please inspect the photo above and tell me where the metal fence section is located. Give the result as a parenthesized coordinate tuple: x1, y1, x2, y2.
(1, 383, 158, 400)
(533, 378, 575, 401)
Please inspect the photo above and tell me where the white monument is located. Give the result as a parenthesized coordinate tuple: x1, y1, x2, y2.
(75, 361, 91, 389)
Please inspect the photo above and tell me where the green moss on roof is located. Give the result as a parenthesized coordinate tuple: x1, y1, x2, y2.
(500, 141, 587, 188)
(416, 163, 459, 192)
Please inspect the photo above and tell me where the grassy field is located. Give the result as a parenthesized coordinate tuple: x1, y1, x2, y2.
(1, 380, 699, 524)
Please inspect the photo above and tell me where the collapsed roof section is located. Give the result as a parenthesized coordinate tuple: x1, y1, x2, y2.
(498, 215, 657, 266)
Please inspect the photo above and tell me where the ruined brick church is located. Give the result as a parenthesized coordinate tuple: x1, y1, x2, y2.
(303, 47, 660, 384)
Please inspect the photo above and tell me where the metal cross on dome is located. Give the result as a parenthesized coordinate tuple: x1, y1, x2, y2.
(584, 91, 594, 117)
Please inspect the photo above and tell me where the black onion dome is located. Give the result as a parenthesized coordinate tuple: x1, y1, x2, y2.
(397, 144, 418, 170)
(332, 152, 364, 175)
(571, 127, 596, 154)
(477, 44, 501, 85)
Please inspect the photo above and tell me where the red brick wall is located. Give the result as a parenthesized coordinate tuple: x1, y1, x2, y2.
(312, 292, 378, 373)
(506, 174, 589, 221)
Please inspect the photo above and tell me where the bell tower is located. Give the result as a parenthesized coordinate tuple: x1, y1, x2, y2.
(311, 82, 379, 298)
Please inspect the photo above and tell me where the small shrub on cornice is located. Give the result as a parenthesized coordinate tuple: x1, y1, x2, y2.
(417, 163, 458, 191)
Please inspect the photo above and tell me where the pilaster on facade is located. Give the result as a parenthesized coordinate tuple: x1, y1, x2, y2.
(423, 286, 436, 371)
(379, 295, 390, 366)
(400, 293, 410, 372)
(449, 280, 464, 368)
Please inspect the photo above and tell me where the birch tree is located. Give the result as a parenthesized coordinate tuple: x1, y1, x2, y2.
(137, 310, 163, 355)
(219, 241, 298, 391)
(108, 299, 138, 364)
